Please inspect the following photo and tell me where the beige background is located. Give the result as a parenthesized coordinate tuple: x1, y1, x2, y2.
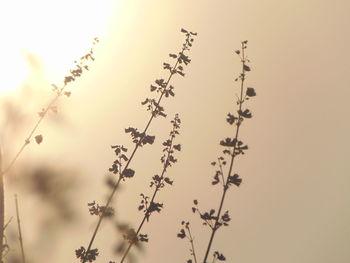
(1, 1, 350, 262)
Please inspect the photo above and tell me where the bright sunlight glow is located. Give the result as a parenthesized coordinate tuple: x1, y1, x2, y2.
(0, 0, 114, 95)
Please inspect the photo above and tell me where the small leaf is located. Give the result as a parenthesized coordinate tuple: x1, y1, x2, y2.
(226, 113, 237, 125)
(38, 109, 45, 117)
(228, 174, 242, 187)
(173, 144, 181, 151)
(122, 168, 135, 178)
(238, 109, 252, 118)
(177, 229, 186, 238)
(35, 135, 43, 144)
(164, 177, 173, 185)
(246, 87, 256, 97)
(243, 64, 251, 71)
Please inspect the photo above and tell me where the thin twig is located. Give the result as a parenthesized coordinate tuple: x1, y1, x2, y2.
(3, 217, 12, 231)
(2, 87, 65, 176)
(119, 116, 180, 262)
(0, 145, 4, 261)
(187, 224, 198, 263)
(15, 195, 26, 263)
(202, 41, 248, 263)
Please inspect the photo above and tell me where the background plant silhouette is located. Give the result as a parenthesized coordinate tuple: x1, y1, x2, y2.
(0, 38, 99, 262)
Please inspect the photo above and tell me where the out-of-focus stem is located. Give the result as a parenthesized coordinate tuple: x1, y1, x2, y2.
(15, 194, 26, 263)
(0, 146, 4, 262)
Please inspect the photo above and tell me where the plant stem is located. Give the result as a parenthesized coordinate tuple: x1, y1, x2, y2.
(119, 120, 177, 262)
(2, 87, 66, 176)
(83, 44, 187, 263)
(0, 88, 66, 261)
(15, 195, 26, 263)
(202, 42, 247, 263)
(187, 225, 198, 263)
(0, 146, 4, 262)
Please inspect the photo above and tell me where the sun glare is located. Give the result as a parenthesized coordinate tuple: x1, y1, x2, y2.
(0, 0, 114, 95)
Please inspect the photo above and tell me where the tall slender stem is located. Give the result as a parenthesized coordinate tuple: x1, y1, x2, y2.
(202, 42, 247, 263)
(120, 128, 175, 263)
(82, 43, 189, 263)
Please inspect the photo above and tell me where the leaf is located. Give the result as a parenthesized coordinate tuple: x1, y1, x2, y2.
(238, 109, 252, 118)
(226, 113, 237, 125)
(164, 177, 173, 185)
(75, 246, 86, 259)
(228, 174, 242, 187)
(177, 229, 186, 238)
(243, 64, 251, 71)
(214, 251, 226, 261)
(122, 168, 135, 178)
(35, 135, 43, 144)
(139, 233, 148, 242)
(220, 138, 236, 147)
(246, 87, 256, 97)
(38, 109, 45, 118)
(143, 135, 155, 145)
(173, 144, 181, 151)
(141, 98, 149, 105)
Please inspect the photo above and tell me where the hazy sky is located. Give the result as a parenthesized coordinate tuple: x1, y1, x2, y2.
(1, 1, 350, 263)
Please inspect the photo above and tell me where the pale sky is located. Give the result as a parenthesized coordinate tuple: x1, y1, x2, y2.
(1, 1, 350, 263)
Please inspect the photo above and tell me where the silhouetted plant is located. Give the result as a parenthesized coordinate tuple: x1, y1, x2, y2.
(1, 37, 99, 176)
(0, 38, 99, 261)
(177, 41, 256, 263)
(117, 114, 181, 262)
(76, 29, 196, 263)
